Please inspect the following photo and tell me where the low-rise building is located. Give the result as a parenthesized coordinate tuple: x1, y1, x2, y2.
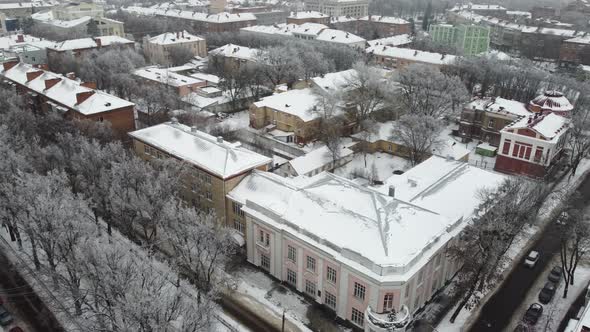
(0, 1, 55, 19)
(32, 10, 125, 37)
(0, 60, 135, 135)
(315, 28, 366, 49)
(53, 1, 103, 20)
(367, 46, 457, 69)
(208, 43, 259, 71)
(227, 155, 506, 331)
(144, 31, 207, 66)
(366, 34, 413, 49)
(560, 34, 590, 66)
(0, 34, 55, 65)
(304, 0, 368, 18)
(449, 3, 507, 18)
(287, 11, 330, 25)
(129, 121, 271, 223)
(458, 97, 530, 146)
(357, 16, 410, 39)
(278, 144, 355, 177)
(46, 35, 134, 60)
(520, 27, 583, 61)
(134, 66, 206, 96)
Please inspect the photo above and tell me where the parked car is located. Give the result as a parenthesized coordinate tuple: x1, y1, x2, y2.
(556, 211, 569, 225)
(393, 170, 405, 175)
(548, 266, 563, 283)
(0, 305, 14, 326)
(523, 303, 543, 325)
(524, 250, 540, 268)
(9, 327, 24, 332)
(513, 323, 529, 332)
(539, 282, 557, 304)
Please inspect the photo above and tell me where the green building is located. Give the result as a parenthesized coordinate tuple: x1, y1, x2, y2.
(429, 24, 490, 56)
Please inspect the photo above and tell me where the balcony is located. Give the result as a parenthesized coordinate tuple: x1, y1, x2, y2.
(365, 305, 411, 332)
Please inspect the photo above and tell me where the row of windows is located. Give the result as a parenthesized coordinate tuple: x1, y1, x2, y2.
(287, 245, 338, 284)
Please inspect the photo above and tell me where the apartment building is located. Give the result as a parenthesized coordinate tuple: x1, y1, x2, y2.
(0, 1, 55, 18)
(287, 11, 330, 25)
(129, 121, 271, 224)
(144, 31, 207, 66)
(367, 46, 457, 69)
(560, 34, 590, 66)
(133, 66, 206, 96)
(46, 36, 134, 58)
(429, 24, 490, 56)
(226, 156, 505, 331)
(0, 60, 135, 135)
(304, 0, 368, 18)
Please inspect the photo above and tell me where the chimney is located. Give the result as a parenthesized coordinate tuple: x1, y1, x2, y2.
(2, 59, 18, 71)
(170, 117, 178, 124)
(94, 37, 101, 48)
(16, 34, 24, 43)
(44, 78, 61, 90)
(26, 70, 43, 82)
(66, 72, 76, 80)
(388, 185, 395, 197)
(191, 126, 197, 132)
(217, 136, 223, 143)
(75, 91, 95, 105)
(81, 81, 97, 89)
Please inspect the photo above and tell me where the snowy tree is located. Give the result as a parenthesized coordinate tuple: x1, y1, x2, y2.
(392, 114, 442, 166)
(133, 83, 179, 126)
(344, 62, 386, 125)
(168, 46, 195, 66)
(559, 207, 590, 298)
(394, 64, 469, 118)
(568, 97, 590, 177)
(256, 45, 303, 88)
(313, 88, 345, 166)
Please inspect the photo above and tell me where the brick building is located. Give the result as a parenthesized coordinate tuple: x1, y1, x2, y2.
(0, 60, 135, 135)
(560, 34, 590, 66)
(287, 11, 330, 25)
(357, 16, 410, 39)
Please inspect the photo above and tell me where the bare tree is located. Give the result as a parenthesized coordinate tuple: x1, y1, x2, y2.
(168, 46, 195, 66)
(559, 207, 590, 298)
(345, 62, 386, 126)
(256, 45, 303, 88)
(568, 98, 590, 177)
(392, 114, 442, 166)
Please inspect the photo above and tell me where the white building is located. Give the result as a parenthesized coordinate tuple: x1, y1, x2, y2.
(278, 144, 355, 177)
(304, 0, 369, 18)
(368, 46, 458, 69)
(226, 156, 506, 331)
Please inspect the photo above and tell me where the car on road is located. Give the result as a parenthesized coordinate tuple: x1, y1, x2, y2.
(0, 305, 14, 326)
(9, 327, 24, 332)
(548, 266, 563, 283)
(523, 303, 543, 325)
(513, 323, 529, 332)
(524, 250, 540, 268)
(538, 282, 557, 304)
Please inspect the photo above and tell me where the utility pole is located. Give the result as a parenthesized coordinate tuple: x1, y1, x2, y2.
(282, 309, 286, 332)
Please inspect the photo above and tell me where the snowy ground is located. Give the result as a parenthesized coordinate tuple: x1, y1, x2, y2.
(504, 260, 590, 332)
(218, 110, 250, 131)
(334, 152, 411, 182)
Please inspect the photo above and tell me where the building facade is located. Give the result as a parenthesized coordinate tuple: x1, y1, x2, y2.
(144, 31, 207, 66)
(129, 122, 271, 224)
(287, 11, 330, 25)
(357, 16, 410, 39)
(304, 0, 368, 18)
(367, 46, 457, 69)
(133, 66, 206, 97)
(560, 35, 590, 66)
(429, 24, 490, 56)
(53, 1, 103, 20)
(0, 60, 135, 135)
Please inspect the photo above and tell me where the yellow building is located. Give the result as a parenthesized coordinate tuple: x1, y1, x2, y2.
(144, 31, 207, 65)
(128, 121, 272, 229)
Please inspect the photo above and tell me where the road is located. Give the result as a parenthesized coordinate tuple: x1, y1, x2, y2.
(0, 249, 63, 332)
(469, 174, 590, 332)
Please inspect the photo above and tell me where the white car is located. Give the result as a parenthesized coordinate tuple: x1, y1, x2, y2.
(524, 250, 540, 268)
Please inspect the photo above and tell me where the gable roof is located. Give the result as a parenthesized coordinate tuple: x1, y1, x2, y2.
(209, 43, 259, 61)
(504, 112, 569, 142)
(253, 88, 319, 122)
(368, 46, 457, 66)
(128, 122, 271, 179)
(148, 31, 204, 45)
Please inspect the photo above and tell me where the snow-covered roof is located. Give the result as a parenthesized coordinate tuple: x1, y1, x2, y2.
(0, 62, 134, 116)
(506, 10, 531, 18)
(376, 156, 506, 221)
(316, 28, 366, 45)
(369, 46, 457, 66)
(288, 10, 328, 19)
(289, 144, 354, 175)
(504, 112, 569, 142)
(311, 69, 356, 92)
(291, 22, 328, 36)
(359, 15, 409, 24)
(330, 15, 358, 23)
(128, 122, 271, 179)
(530, 91, 574, 113)
(228, 170, 452, 271)
(189, 72, 220, 85)
(0, 1, 55, 9)
(134, 66, 203, 87)
(0, 34, 54, 51)
(367, 34, 413, 48)
(466, 97, 530, 117)
(565, 34, 590, 44)
(450, 4, 506, 12)
(148, 31, 204, 45)
(240, 23, 298, 36)
(521, 26, 581, 37)
(48, 36, 133, 51)
(209, 43, 259, 61)
(123, 6, 257, 23)
(253, 89, 319, 122)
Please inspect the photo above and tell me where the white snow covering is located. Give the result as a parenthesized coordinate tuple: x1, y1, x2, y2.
(450, 4, 506, 11)
(566, 35, 590, 44)
(505, 112, 569, 142)
(330, 15, 358, 23)
(506, 10, 531, 18)
(0, 62, 134, 116)
(291, 22, 329, 37)
(0, 34, 54, 50)
(310, 68, 356, 92)
(189, 72, 220, 85)
(123, 6, 257, 23)
(134, 66, 203, 87)
(32, 10, 93, 28)
(375, 156, 506, 221)
(148, 31, 204, 45)
(209, 43, 259, 61)
(253, 89, 319, 122)
(367, 34, 413, 48)
(530, 91, 574, 113)
(359, 15, 409, 24)
(316, 28, 366, 45)
(465, 97, 530, 117)
(48, 36, 133, 51)
(288, 144, 354, 175)
(240, 23, 298, 36)
(368, 46, 457, 66)
(288, 10, 328, 19)
(128, 122, 271, 178)
(0, 1, 55, 9)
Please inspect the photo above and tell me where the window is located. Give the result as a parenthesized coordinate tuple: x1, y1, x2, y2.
(305, 280, 316, 296)
(327, 266, 337, 284)
(306, 256, 316, 272)
(232, 202, 244, 217)
(534, 147, 544, 163)
(287, 269, 297, 286)
(144, 145, 152, 155)
(351, 307, 364, 326)
(233, 219, 244, 234)
(435, 254, 441, 268)
(383, 293, 394, 311)
(205, 191, 212, 201)
(260, 253, 270, 271)
(258, 230, 270, 246)
(325, 291, 336, 309)
(353, 282, 366, 301)
(487, 118, 494, 128)
(288, 245, 297, 263)
(203, 174, 212, 184)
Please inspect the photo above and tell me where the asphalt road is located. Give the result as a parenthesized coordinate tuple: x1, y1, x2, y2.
(469, 174, 590, 332)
